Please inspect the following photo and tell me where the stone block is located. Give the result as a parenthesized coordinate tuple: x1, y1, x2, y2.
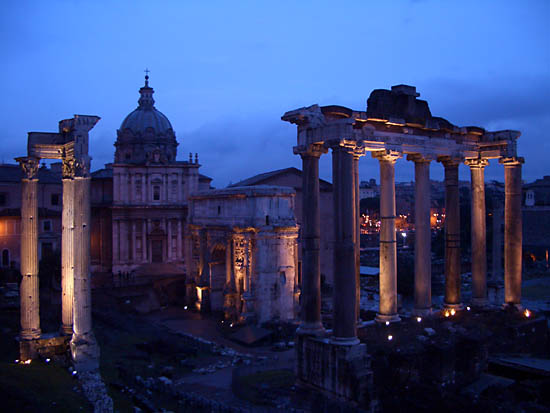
(19, 333, 71, 360)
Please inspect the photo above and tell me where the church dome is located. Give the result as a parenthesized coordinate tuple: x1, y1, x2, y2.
(114, 74, 179, 164)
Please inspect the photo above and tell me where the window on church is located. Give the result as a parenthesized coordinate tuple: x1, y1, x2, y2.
(43, 220, 52, 232)
(171, 180, 177, 199)
(0, 193, 7, 206)
(153, 185, 160, 201)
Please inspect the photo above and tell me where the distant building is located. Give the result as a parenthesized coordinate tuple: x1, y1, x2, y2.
(359, 179, 378, 199)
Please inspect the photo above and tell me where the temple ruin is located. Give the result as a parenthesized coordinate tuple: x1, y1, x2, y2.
(16, 115, 100, 370)
(282, 84, 524, 402)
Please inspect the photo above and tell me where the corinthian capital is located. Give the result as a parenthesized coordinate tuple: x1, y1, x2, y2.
(74, 156, 91, 178)
(294, 143, 328, 158)
(16, 157, 40, 180)
(62, 158, 76, 179)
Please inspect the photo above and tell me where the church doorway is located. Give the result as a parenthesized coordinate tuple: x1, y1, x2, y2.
(152, 240, 163, 263)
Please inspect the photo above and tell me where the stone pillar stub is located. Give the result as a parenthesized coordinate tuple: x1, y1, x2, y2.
(295, 143, 327, 336)
(408, 154, 433, 316)
(70, 158, 100, 371)
(500, 157, 524, 309)
(466, 158, 489, 307)
(374, 150, 401, 323)
(330, 141, 361, 344)
(17, 156, 42, 341)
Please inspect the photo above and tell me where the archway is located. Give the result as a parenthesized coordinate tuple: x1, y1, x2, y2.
(209, 245, 226, 312)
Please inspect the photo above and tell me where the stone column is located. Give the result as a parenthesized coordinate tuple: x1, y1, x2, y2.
(500, 157, 524, 308)
(17, 157, 41, 340)
(70, 158, 99, 370)
(295, 144, 326, 336)
(466, 158, 489, 307)
(353, 151, 362, 324)
(409, 155, 432, 316)
(132, 220, 137, 262)
(374, 151, 401, 323)
(167, 219, 172, 260)
(442, 158, 462, 310)
(331, 142, 359, 344)
(61, 159, 75, 335)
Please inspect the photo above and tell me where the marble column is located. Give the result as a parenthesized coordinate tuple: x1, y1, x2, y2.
(466, 158, 489, 307)
(70, 159, 99, 370)
(61, 159, 75, 335)
(331, 143, 359, 344)
(500, 157, 524, 309)
(409, 155, 432, 316)
(296, 144, 326, 336)
(353, 151, 361, 323)
(442, 159, 462, 310)
(17, 157, 41, 340)
(374, 151, 401, 323)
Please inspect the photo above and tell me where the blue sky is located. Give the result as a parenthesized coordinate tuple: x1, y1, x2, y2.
(1, 0, 549, 187)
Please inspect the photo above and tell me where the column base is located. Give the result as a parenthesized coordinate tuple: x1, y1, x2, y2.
(502, 302, 523, 311)
(70, 332, 100, 372)
(61, 324, 73, 336)
(330, 336, 360, 346)
(375, 313, 401, 324)
(412, 308, 433, 317)
(297, 321, 326, 336)
(443, 302, 464, 311)
(471, 298, 489, 308)
(20, 328, 41, 340)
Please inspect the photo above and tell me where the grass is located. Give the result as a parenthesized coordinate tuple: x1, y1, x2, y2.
(234, 369, 294, 405)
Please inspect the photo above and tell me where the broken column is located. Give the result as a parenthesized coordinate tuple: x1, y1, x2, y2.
(61, 158, 75, 335)
(374, 150, 401, 323)
(17, 157, 41, 340)
(70, 156, 100, 370)
(409, 155, 432, 315)
(331, 142, 359, 344)
(442, 158, 463, 310)
(467, 158, 489, 307)
(501, 157, 524, 309)
(296, 144, 326, 336)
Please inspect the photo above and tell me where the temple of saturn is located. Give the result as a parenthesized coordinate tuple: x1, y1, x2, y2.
(282, 84, 523, 399)
(16, 115, 101, 369)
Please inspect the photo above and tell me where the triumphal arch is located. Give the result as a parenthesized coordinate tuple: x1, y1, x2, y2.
(283, 84, 523, 401)
(16, 115, 100, 369)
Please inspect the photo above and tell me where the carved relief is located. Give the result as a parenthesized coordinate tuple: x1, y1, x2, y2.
(62, 158, 76, 179)
(74, 157, 91, 177)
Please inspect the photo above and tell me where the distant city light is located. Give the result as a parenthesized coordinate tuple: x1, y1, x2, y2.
(385, 321, 390, 326)
(416, 317, 422, 322)
(388, 335, 393, 341)
(184, 306, 188, 310)
(524, 309, 531, 318)
(466, 306, 471, 311)
(45, 358, 51, 363)
(450, 309, 456, 316)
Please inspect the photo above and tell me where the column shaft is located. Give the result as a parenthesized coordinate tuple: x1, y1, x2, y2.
(503, 160, 523, 307)
(297, 147, 325, 335)
(468, 160, 488, 306)
(353, 155, 361, 323)
(331, 146, 358, 343)
(61, 178, 75, 334)
(413, 159, 432, 315)
(73, 177, 92, 336)
(443, 160, 462, 308)
(376, 153, 400, 322)
(20, 176, 41, 339)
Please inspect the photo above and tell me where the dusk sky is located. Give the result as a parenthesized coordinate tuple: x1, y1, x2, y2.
(2, 1, 549, 188)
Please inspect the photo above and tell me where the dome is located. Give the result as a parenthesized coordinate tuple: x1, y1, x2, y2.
(114, 74, 179, 164)
(120, 106, 173, 135)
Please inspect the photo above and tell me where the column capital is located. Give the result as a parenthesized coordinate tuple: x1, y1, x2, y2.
(372, 150, 401, 163)
(74, 156, 91, 178)
(16, 157, 40, 180)
(437, 156, 463, 167)
(499, 156, 524, 167)
(406, 154, 433, 164)
(62, 157, 76, 179)
(294, 143, 327, 158)
(465, 158, 489, 169)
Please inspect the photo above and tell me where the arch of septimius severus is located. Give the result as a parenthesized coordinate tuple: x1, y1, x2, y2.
(283, 85, 523, 398)
(16, 115, 100, 369)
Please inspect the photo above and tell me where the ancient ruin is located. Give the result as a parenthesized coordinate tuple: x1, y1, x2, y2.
(188, 185, 299, 323)
(282, 84, 524, 402)
(16, 115, 101, 370)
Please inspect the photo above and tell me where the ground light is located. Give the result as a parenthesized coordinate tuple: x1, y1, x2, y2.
(388, 335, 393, 341)
(416, 317, 422, 323)
(466, 306, 471, 311)
(524, 309, 531, 318)
(385, 321, 390, 326)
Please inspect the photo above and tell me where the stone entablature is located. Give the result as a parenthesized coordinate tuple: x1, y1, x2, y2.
(188, 186, 299, 324)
